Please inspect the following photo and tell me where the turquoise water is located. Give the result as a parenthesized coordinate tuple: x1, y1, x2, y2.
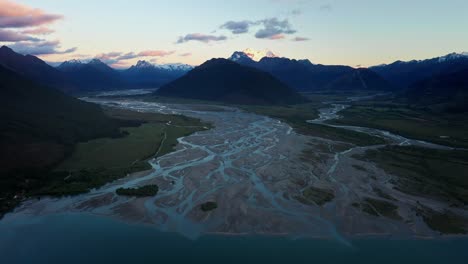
(1, 213, 467, 264)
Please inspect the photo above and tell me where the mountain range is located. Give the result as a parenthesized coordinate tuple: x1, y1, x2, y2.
(1, 45, 467, 107)
(229, 51, 392, 92)
(0, 46, 192, 93)
(122, 60, 192, 88)
(371, 52, 468, 88)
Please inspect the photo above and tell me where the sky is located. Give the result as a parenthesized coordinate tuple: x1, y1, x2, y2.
(1, 0, 467, 68)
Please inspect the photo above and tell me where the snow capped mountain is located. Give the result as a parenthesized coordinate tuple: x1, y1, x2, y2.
(129, 60, 192, 72)
(375, 52, 468, 67)
(228, 51, 256, 66)
(134, 60, 154, 69)
(242, 48, 277, 61)
(157, 63, 193, 71)
(57, 59, 84, 71)
(437, 52, 468, 63)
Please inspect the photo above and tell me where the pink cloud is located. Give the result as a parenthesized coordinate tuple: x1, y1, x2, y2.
(0, 0, 63, 28)
(138, 50, 175, 57)
(22, 27, 55, 35)
(268, 34, 285, 40)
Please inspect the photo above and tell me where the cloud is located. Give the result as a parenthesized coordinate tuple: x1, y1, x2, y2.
(268, 34, 285, 40)
(8, 40, 77, 55)
(93, 49, 176, 65)
(292, 36, 309, 41)
(0, 28, 40, 42)
(220, 20, 255, 34)
(22, 27, 54, 35)
(320, 4, 332, 12)
(179, 52, 192, 57)
(176, 33, 227, 44)
(254, 18, 296, 39)
(0, 0, 63, 28)
(220, 18, 296, 40)
(291, 9, 302, 16)
(138, 50, 175, 57)
(117, 52, 138, 60)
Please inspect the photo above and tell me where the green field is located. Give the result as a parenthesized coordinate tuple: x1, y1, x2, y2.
(37, 108, 210, 196)
(332, 103, 468, 148)
(242, 103, 386, 146)
(354, 146, 468, 205)
(354, 146, 468, 233)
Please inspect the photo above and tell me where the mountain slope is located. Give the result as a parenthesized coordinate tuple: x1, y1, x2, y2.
(371, 53, 468, 88)
(0, 65, 126, 175)
(324, 68, 394, 91)
(404, 68, 468, 112)
(0, 46, 74, 92)
(155, 58, 307, 105)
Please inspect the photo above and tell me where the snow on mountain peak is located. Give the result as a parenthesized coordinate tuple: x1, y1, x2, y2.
(135, 60, 154, 68)
(156, 63, 193, 71)
(242, 48, 277, 61)
(437, 52, 468, 63)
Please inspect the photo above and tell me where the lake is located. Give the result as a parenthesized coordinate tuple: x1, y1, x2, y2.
(1, 213, 467, 264)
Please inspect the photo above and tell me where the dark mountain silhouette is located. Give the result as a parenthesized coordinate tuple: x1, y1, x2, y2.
(404, 68, 468, 112)
(371, 53, 468, 88)
(57, 59, 129, 91)
(0, 46, 75, 92)
(155, 58, 307, 105)
(230, 51, 366, 91)
(0, 64, 126, 179)
(324, 68, 394, 91)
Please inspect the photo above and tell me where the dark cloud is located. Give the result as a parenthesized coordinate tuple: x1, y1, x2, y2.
(255, 18, 296, 39)
(8, 40, 77, 55)
(0, 29, 40, 42)
(176, 33, 227, 44)
(179, 52, 192, 57)
(220, 20, 255, 34)
(292, 36, 309, 41)
(219, 17, 296, 40)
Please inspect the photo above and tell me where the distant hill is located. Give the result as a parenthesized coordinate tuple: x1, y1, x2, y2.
(371, 53, 468, 88)
(404, 68, 468, 112)
(229, 51, 384, 91)
(57, 59, 129, 91)
(122, 60, 192, 88)
(155, 58, 307, 105)
(0, 65, 125, 177)
(0, 46, 75, 92)
(324, 68, 394, 91)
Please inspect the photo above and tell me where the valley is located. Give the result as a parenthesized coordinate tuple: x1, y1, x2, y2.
(3, 93, 467, 239)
